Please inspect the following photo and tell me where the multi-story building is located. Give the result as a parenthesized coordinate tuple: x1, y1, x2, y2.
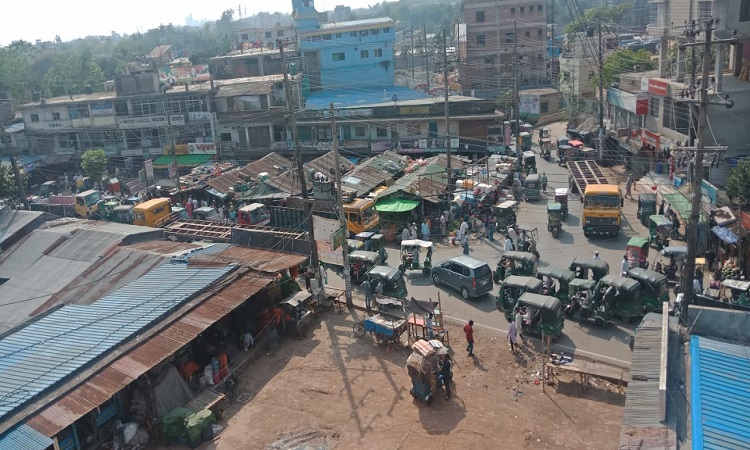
(558, 34, 597, 100)
(236, 24, 296, 51)
(459, 0, 548, 98)
(209, 48, 293, 80)
(292, 0, 396, 91)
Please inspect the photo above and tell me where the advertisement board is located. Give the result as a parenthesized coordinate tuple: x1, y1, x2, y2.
(647, 79, 669, 97)
(163, 144, 190, 155)
(119, 116, 168, 129)
(188, 111, 212, 121)
(188, 143, 217, 155)
(169, 115, 185, 126)
(144, 159, 154, 180)
(519, 94, 540, 115)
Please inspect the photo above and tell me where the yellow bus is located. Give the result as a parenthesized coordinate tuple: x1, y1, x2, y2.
(582, 184, 623, 237)
(133, 198, 172, 227)
(343, 198, 379, 236)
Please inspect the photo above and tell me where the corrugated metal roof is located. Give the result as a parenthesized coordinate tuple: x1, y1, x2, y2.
(375, 156, 460, 201)
(27, 271, 271, 438)
(316, 17, 395, 31)
(341, 151, 407, 197)
(0, 262, 235, 425)
(0, 210, 48, 251)
(214, 78, 278, 98)
(189, 246, 307, 273)
(207, 153, 293, 195)
(691, 335, 750, 450)
(121, 240, 202, 255)
(0, 423, 53, 450)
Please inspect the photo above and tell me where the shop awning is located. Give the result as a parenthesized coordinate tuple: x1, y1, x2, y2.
(712, 226, 739, 245)
(152, 154, 214, 167)
(375, 198, 420, 213)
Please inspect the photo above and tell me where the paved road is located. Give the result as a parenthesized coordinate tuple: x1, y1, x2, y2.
(326, 124, 664, 367)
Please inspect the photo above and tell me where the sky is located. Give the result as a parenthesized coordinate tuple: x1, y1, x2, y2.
(0, 0, 379, 46)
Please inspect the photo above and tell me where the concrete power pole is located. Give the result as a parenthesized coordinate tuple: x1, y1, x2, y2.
(443, 30, 452, 189)
(330, 103, 352, 305)
(280, 39, 321, 272)
(598, 22, 605, 161)
(514, 20, 520, 139)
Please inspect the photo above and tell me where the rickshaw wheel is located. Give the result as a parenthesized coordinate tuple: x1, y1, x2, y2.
(533, 251, 540, 259)
(594, 317, 605, 327)
(398, 264, 405, 273)
(425, 394, 434, 405)
(353, 322, 366, 337)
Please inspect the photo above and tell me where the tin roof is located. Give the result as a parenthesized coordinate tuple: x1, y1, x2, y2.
(690, 335, 750, 450)
(214, 75, 283, 98)
(0, 210, 49, 251)
(342, 151, 408, 197)
(189, 246, 307, 273)
(0, 261, 235, 426)
(267, 151, 351, 195)
(206, 152, 291, 194)
(0, 423, 53, 450)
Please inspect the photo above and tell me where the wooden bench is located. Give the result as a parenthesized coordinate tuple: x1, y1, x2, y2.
(544, 359, 629, 394)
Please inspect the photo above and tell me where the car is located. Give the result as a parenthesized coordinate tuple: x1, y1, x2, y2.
(431, 255, 494, 299)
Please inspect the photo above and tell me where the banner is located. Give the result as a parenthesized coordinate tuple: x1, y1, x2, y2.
(188, 143, 217, 155)
(168, 162, 177, 178)
(144, 159, 154, 180)
(163, 144, 189, 155)
(119, 116, 168, 129)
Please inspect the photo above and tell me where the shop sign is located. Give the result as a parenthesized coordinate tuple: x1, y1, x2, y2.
(642, 130, 660, 148)
(169, 114, 185, 126)
(188, 143, 217, 155)
(342, 140, 370, 150)
(701, 180, 718, 205)
(370, 141, 392, 152)
(103, 146, 118, 157)
(635, 92, 649, 115)
(742, 212, 750, 231)
(322, 108, 373, 118)
(647, 79, 668, 97)
(399, 106, 430, 115)
(54, 148, 75, 155)
(91, 102, 114, 116)
(163, 144, 190, 155)
(188, 111, 211, 121)
(148, 148, 163, 156)
(118, 116, 168, 129)
(46, 121, 72, 130)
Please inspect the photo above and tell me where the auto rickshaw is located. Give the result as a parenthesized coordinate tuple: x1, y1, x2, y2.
(648, 215, 672, 250)
(557, 136, 570, 147)
(626, 267, 669, 313)
(524, 174, 542, 201)
(280, 291, 316, 338)
(626, 237, 650, 269)
(399, 239, 433, 276)
(720, 279, 750, 306)
(565, 278, 611, 326)
(568, 140, 584, 160)
(507, 293, 565, 340)
(597, 275, 644, 322)
(522, 150, 537, 174)
(349, 250, 381, 282)
(347, 238, 365, 253)
(520, 123, 534, 134)
(637, 193, 657, 226)
(547, 203, 563, 238)
(367, 265, 408, 299)
(515, 227, 540, 258)
(537, 266, 576, 305)
(494, 251, 538, 282)
(110, 204, 134, 224)
(653, 246, 687, 282)
(496, 275, 544, 312)
(494, 200, 518, 232)
(557, 145, 572, 166)
(356, 231, 388, 263)
(518, 132, 532, 152)
(407, 339, 452, 405)
(555, 188, 569, 219)
(569, 257, 610, 282)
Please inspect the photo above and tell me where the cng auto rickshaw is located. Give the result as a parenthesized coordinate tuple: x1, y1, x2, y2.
(637, 193, 657, 226)
(597, 275, 644, 321)
(496, 275, 544, 312)
(356, 232, 388, 263)
(557, 136, 570, 148)
(507, 293, 565, 340)
(555, 188, 569, 219)
(494, 251, 538, 282)
(627, 267, 669, 313)
(367, 265, 408, 299)
(494, 200, 518, 232)
(557, 145, 572, 166)
(538, 128, 552, 159)
(524, 174, 542, 201)
(570, 257, 610, 282)
(522, 150, 537, 174)
(626, 237, 650, 269)
(648, 215, 672, 250)
(537, 266, 576, 305)
(349, 250, 381, 282)
(566, 278, 611, 326)
(654, 246, 687, 282)
(399, 239, 433, 276)
(518, 132, 532, 152)
(515, 227, 540, 258)
(547, 202, 563, 238)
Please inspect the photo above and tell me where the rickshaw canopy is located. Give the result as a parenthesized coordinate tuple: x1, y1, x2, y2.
(554, 188, 569, 197)
(721, 279, 750, 292)
(502, 251, 538, 266)
(496, 200, 518, 210)
(516, 293, 563, 320)
(639, 193, 657, 204)
(627, 267, 668, 287)
(660, 246, 688, 257)
(600, 275, 641, 294)
(569, 257, 610, 278)
(525, 173, 541, 183)
(569, 278, 597, 290)
(502, 275, 543, 291)
(523, 151, 536, 160)
(537, 266, 576, 284)
(557, 136, 569, 146)
(547, 202, 562, 212)
(349, 250, 380, 263)
(558, 145, 573, 152)
(649, 215, 672, 227)
(627, 237, 650, 249)
(356, 231, 376, 239)
(400, 239, 434, 249)
(368, 265, 402, 282)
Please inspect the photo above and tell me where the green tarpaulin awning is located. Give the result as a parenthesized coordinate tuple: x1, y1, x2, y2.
(663, 192, 708, 223)
(375, 198, 420, 212)
(152, 154, 214, 167)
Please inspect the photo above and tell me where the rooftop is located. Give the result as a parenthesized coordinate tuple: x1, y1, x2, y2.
(519, 88, 560, 96)
(341, 151, 408, 197)
(206, 152, 292, 194)
(211, 48, 283, 60)
(214, 75, 284, 98)
(19, 82, 213, 108)
(311, 17, 395, 33)
(0, 210, 50, 251)
(304, 86, 431, 110)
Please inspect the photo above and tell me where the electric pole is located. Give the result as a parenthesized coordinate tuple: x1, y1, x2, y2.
(330, 103, 352, 305)
(443, 29, 452, 189)
(411, 23, 416, 81)
(514, 20, 520, 140)
(424, 25, 430, 94)
(598, 22, 605, 161)
(280, 39, 320, 272)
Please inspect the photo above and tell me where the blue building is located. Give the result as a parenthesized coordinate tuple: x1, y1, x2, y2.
(292, 0, 396, 91)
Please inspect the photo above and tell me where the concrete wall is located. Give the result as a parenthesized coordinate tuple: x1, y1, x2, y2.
(687, 305, 750, 341)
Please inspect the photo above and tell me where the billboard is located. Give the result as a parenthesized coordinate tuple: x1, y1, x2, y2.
(159, 65, 211, 84)
(144, 159, 154, 179)
(519, 94, 540, 115)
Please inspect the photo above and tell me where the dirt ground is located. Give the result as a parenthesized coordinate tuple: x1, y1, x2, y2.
(160, 311, 625, 450)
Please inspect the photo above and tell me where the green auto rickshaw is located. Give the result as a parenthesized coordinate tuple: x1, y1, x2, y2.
(494, 251, 538, 282)
(547, 202, 563, 238)
(522, 150, 537, 174)
(637, 193, 657, 226)
(626, 267, 669, 313)
(494, 200, 518, 232)
(367, 265, 408, 299)
(496, 275, 544, 312)
(648, 215, 672, 250)
(349, 250, 382, 283)
(597, 275, 643, 322)
(507, 293, 565, 340)
(567, 277, 612, 326)
(569, 257, 610, 282)
(356, 231, 388, 263)
(524, 173, 542, 201)
(626, 237, 650, 269)
(518, 132, 533, 152)
(537, 266, 576, 305)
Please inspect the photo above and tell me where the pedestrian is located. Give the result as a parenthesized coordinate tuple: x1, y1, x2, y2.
(458, 218, 469, 240)
(461, 232, 469, 255)
(541, 172, 548, 193)
(664, 201, 671, 218)
(693, 273, 702, 295)
(658, 200, 665, 215)
(508, 319, 518, 353)
(440, 355, 453, 400)
(425, 313, 435, 339)
(514, 307, 525, 343)
(507, 226, 518, 252)
(375, 280, 384, 296)
(319, 265, 327, 286)
(464, 320, 475, 356)
(410, 222, 418, 239)
(621, 254, 630, 276)
(439, 214, 447, 236)
(421, 219, 430, 242)
(625, 175, 633, 199)
(695, 267, 704, 292)
(488, 218, 497, 242)
(504, 235, 514, 252)
(593, 251, 600, 260)
(361, 278, 372, 311)
(401, 226, 411, 243)
(672, 214, 681, 238)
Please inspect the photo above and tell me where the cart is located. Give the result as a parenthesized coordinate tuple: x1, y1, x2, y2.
(353, 313, 407, 350)
(406, 339, 452, 405)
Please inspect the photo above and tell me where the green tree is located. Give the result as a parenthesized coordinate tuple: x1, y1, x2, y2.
(565, 3, 632, 35)
(0, 47, 30, 105)
(0, 164, 28, 208)
(41, 51, 106, 97)
(726, 160, 750, 208)
(81, 149, 107, 191)
(595, 49, 654, 88)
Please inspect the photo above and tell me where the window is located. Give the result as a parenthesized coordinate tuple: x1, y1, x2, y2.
(506, 32, 515, 43)
(220, 133, 232, 142)
(336, 33, 342, 38)
(538, 4, 543, 11)
(371, 29, 380, 35)
(277, 30, 285, 37)
(374, 48, 383, 57)
(360, 30, 369, 36)
(265, 31, 272, 38)
(538, 53, 543, 61)
(361, 49, 369, 58)
(30, 113, 39, 122)
(484, 57, 493, 67)
(376, 127, 388, 137)
(698, 1, 712, 19)
(529, 5, 533, 11)
(476, 11, 485, 22)
(742, 0, 750, 21)
(538, 29, 543, 36)
(350, 31, 357, 37)
(332, 52, 346, 61)
(354, 126, 366, 137)
(511, 7, 516, 13)
(52, 112, 61, 121)
(520, 6, 525, 12)
(323, 34, 332, 40)
(383, 27, 390, 33)
(525, 31, 530, 37)
(477, 34, 486, 45)
(68, 105, 90, 119)
(540, 102, 549, 113)
(650, 97, 660, 118)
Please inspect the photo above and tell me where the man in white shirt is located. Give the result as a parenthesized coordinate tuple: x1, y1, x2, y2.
(693, 275, 702, 295)
(458, 219, 469, 240)
(621, 254, 630, 276)
(504, 235, 514, 252)
(507, 226, 518, 251)
(401, 226, 411, 242)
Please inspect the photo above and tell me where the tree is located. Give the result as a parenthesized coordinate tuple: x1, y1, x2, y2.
(594, 49, 654, 88)
(81, 149, 107, 191)
(0, 47, 30, 104)
(42, 51, 106, 97)
(0, 164, 28, 208)
(726, 160, 750, 208)
(565, 3, 632, 35)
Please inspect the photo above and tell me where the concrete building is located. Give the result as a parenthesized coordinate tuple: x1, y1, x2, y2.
(518, 88, 561, 122)
(209, 48, 293, 80)
(558, 34, 598, 100)
(292, 0, 396, 91)
(236, 24, 296, 51)
(459, 0, 548, 98)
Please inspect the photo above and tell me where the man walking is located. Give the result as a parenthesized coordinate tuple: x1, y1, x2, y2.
(421, 219, 431, 242)
(504, 234, 514, 252)
(541, 172, 548, 193)
(464, 320, 475, 356)
(461, 232, 469, 255)
(440, 355, 453, 400)
(621, 254, 630, 276)
(514, 307, 525, 343)
(508, 319, 518, 354)
(625, 175, 633, 199)
(361, 278, 372, 311)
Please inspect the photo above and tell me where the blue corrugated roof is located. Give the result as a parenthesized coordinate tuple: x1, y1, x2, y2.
(0, 260, 235, 422)
(0, 423, 52, 450)
(691, 335, 750, 449)
(305, 86, 429, 110)
(711, 226, 739, 245)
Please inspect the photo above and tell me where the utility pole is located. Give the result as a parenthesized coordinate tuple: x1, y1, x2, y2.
(330, 103, 352, 305)
(443, 30, 452, 189)
(598, 22, 605, 161)
(280, 39, 320, 272)
(513, 20, 520, 140)
(424, 25, 430, 94)
(411, 23, 416, 81)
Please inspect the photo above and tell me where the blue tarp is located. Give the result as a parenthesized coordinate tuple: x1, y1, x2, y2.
(711, 226, 738, 245)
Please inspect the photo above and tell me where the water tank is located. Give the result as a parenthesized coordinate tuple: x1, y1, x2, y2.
(258, 172, 270, 182)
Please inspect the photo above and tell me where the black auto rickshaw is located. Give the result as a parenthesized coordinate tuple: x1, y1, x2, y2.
(627, 267, 669, 313)
(496, 275, 544, 312)
(597, 275, 644, 322)
(494, 200, 518, 232)
(554, 188, 569, 219)
(507, 293, 565, 340)
(494, 251, 538, 282)
(557, 145, 572, 166)
(280, 291, 317, 337)
(522, 150, 537, 174)
(547, 202, 563, 238)
(566, 278, 611, 325)
(637, 193, 657, 226)
(626, 237, 650, 269)
(524, 173, 542, 201)
(537, 266, 576, 305)
(110, 205, 134, 224)
(648, 215, 672, 250)
(557, 136, 570, 147)
(569, 257, 610, 282)
(349, 250, 381, 282)
(356, 231, 388, 263)
(367, 265, 408, 299)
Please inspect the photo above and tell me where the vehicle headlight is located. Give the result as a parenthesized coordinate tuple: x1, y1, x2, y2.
(585, 218, 591, 225)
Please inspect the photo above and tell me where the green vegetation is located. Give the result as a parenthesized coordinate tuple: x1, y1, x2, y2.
(726, 159, 750, 208)
(595, 49, 655, 88)
(81, 149, 107, 191)
(565, 3, 633, 35)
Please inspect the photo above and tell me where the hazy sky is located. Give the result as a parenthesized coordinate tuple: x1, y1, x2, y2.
(1, 0, 379, 46)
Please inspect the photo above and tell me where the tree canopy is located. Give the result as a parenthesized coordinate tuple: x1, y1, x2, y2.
(565, 3, 632, 35)
(0, 164, 28, 208)
(726, 160, 750, 208)
(596, 49, 655, 88)
(81, 149, 107, 190)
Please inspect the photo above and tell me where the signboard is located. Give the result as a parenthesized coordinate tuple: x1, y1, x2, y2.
(121, 149, 145, 157)
(742, 212, 750, 231)
(91, 102, 114, 116)
(46, 122, 72, 130)
(54, 148, 75, 155)
(188, 143, 217, 155)
(342, 140, 370, 150)
(370, 141, 392, 152)
(169, 114, 185, 126)
(163, 144, 190, 155)
(701, 180, 718, 205)
(158, 64, 210, 84)
(316, 240, 344, 266)
(188, 111, 211, 121)
(168, 162, 177, 178)
(642, 130, 660, 149)
(519, 94, 540, 115)
(322, 108, 373, 118)
(144, 159, 154, 179)
(607, 88, 638, 114)
(118, 116, 168, 129)
(148, 148, 163, 156)
(647, 79, 668, 97)
(103, 146, 118, 157)
(399, 105, 430, 115)
(635, 92, 649, 115)
(330, 227, 346, 251)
